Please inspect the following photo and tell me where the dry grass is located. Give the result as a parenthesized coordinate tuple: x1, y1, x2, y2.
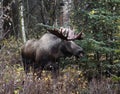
(0, 57, 120, 94)
(0, 61, 87, 94)
(0, 62, 120, 94)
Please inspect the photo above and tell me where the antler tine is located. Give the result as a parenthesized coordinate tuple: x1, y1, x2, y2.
(60, 27, 69, 38)
(74, 32, 84, 40)
(66, 29, 84, 41)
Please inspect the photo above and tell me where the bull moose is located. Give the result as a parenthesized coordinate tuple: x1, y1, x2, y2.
(21, 27, 84, 77)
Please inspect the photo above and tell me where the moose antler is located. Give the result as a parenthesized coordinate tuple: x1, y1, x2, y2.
(36, 23, 84, 41)
(48, 27, 84, 41)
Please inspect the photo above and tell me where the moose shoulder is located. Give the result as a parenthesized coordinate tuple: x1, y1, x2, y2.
(21, 28, 84, 76)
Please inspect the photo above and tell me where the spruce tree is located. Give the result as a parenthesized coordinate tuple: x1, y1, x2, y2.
(72, 0, 120, 78)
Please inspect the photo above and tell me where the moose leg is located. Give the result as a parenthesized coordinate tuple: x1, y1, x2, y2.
(22, 58, 30, 74)
(51, 62, 59, 78)
(33, 63, 43, 78)
(36, 68, 43, 78)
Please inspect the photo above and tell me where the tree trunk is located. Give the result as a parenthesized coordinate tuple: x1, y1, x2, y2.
(60, 0, 73, 27)
(0, 1, 3, 40)
(20, 0, 26, 43)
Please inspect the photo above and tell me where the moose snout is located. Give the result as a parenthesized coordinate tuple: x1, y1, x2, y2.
(75, 50, 84, 58)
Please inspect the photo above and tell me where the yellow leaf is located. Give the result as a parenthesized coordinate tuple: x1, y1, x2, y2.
(90, 10, 96, 14)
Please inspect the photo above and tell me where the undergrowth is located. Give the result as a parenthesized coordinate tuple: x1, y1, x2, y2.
(0, 37, 120, 94)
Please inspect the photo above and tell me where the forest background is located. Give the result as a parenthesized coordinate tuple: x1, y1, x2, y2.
(0, 0, 120, 93)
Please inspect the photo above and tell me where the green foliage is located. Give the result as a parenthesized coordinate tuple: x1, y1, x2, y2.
(71, 0, 120, 78)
